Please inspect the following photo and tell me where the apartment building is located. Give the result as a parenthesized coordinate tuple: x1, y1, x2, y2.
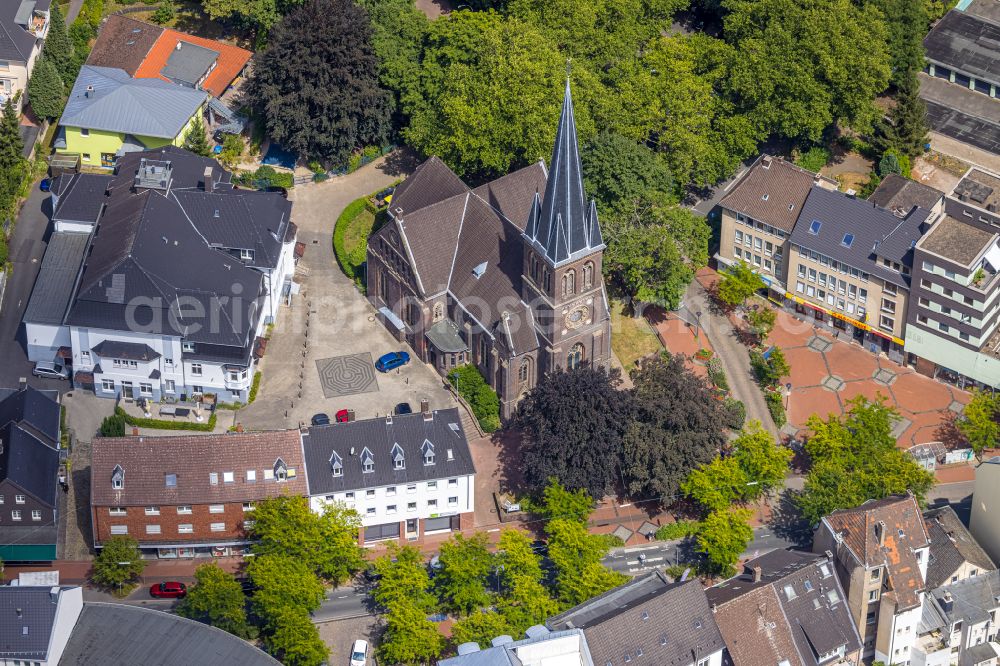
(905, 168, 1000, 388)
(301, 408, 476, 545)
(814, 495, 930, 664)
(90, 431, 306, 558)
(916, 572, 1000, 666)
(786, 186, 932, 358)
(716, 155, 837, 296)
(0, 586, 82, 666)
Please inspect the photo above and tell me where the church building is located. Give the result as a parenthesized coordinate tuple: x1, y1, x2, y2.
(366, 81, 611, 419)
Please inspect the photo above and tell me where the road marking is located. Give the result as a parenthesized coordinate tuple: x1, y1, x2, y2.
(336, 595, 348, 599)
(645, 557, 664, 563)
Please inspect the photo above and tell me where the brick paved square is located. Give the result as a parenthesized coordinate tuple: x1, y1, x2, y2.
(315, 353, 379, 398)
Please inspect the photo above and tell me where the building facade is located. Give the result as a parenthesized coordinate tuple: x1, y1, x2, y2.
(90, 431, 307, 558)
(0, 0, 49, 110)
(0, 586, 82, 666)
(366, 81, 610, 419)
(970, 457, 1000, 567)
(301, 408, 476, 546)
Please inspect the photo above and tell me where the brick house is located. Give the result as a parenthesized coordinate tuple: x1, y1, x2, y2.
(90, 431, 306, 558)
(366, 81, 610, 419)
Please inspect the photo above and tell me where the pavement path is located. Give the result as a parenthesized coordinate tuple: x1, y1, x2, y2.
(65, 0, 84, 24)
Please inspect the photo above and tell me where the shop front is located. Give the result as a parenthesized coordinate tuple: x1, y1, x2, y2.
(784, 292, 904, 356)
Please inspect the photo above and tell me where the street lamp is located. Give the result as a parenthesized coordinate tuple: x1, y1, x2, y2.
(694, 311, 703, 341)
(785, 382, 792, 410)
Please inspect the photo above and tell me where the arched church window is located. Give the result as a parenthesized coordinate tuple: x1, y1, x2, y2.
(567, 343, 584, 370)
(583, 262, 594, 289)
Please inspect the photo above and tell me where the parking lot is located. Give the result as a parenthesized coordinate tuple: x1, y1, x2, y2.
(318, 615, 377, 666)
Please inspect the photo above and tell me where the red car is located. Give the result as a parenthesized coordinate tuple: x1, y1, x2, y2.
(336, 409, 350, 423)
(150, 581, 187, 599)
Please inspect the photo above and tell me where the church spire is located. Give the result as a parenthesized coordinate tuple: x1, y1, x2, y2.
(523, 77, 604, 267)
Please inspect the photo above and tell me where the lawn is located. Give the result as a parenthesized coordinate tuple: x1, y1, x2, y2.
(333, 196, 384, 287)
(610, 300, 663, 369)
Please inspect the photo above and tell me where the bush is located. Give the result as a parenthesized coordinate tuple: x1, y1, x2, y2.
(333, 197, 370, 284)
(151, 2, 175, 24)
(248, 371, 262, 404)
(723, 397, 746, 430)
(707, 358, 728, 391)
(750, 347, 790, 387)
(795, 146, 832, 173)
(115, 406, 217, 432)
(448, 365, 500, 433)
(236, 165, 294, 190)
(99, 413, 127, 437)
(765, 391, 787, 427)
(654, 520, 702, 541)
(219, 134, 244, 168)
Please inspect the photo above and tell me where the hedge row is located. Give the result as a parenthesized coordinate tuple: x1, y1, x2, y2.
(115, 406, 218, 432)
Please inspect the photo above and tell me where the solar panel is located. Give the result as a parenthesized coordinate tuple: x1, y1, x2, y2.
(809, 219, 822, 234)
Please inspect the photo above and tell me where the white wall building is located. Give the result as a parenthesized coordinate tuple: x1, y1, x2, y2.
(0, 586, 83, 666)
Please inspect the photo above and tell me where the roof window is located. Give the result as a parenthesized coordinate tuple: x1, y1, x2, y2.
(841, 233, 854, 248)
(361, 448, 374, 474)
(809, 219, 822, 235)
(111, 465, 124, 489)
(165, 473, 177, 488)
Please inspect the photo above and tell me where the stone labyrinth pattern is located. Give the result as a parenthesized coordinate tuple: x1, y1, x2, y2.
(315, 353, 379, 398)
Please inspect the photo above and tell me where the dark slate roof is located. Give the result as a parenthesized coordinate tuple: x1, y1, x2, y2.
(792, 186, 930, 288)
(162, 40, 218, 86)
(60, 603, 281, 665)
(86, 14, 163, 75)
(924, 506, 996, 590)
(0, 385, 60, 447)
(924, 9, 1000, 83)
(390, 156, 469, 219)
(547, 573, 725, 666)
(868, 174, 944, 216)
(922, 570, 1000, 632)
(0, 0, 37, 62)
(51, 173, 112, 224)
(719, 156, 826, 233)
(919, 214, 997, 266)
(0, 587, 63, 659)
(302, 409, 476, 495)
(91, 340, 161, 361)
(426, 319, 468, 353)
(0, 424, 60, 509)
(522, 80, 604, 267)
(921, 73, 1000, 155)
(22, 232, 89, 326)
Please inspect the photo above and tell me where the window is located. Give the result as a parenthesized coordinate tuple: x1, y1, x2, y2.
(191, 363, 203, 376)
(448, 497, 458, 506)
(870, 567, 880, 580)
(366, 507, 376, 515)
(427, 481, 437, 490)
(210, 523, 225, 532)
(881, 298, 896, 314)
(209, 505, 224, 514)
(869, 589, 880, 602)
(15, 495, 24, 504)
(918, 315, 928, 324)
(146, 524, 161, 534)
(841, 233, 854, 247)
(31, 510, 41, 521)
(110, 524, 128, 534)
(240, 249, 254, 262)
(178, 524, 194, 534)
(165, 473, 176, 488)
(562, 270, 576, 296)
(386, 487, 396, 496)
(783, 584, 797, 600)
(428, 499, 438, 508)
(808, 268, 817, 282)
(407, 502, 417, 511)
(182, 341, 195, 353)
(139, 383, 153, 396)
(177, 506, 192, 514)
(164, 357, 173, 366)
(735, 230, 744, 244)
(102, 379, 115, 392)
(209, 472, 218, 485)
(584, 262, 595, 289)
(407, 484, 416, 494)
(366, 490, 376, 498)
(796, 281, 805, 293)
(798, 264, 806, 278)
(809, 219, 822, 234)
(246, 470, 256, 482)
(243, 502, 254, 511)
(880, 315, 894, 331)
(567, 343, 585, 370)
(960, 332, 970, 341)
(82, 153, 91, 162)
(109, 507, 126, 516)
(145, 506, 159, 515)
(858, 288, 867, 303)
(386, 505, 397, 515)
(345, 492, 354, 500)
(939, 322, 950, 332)
(448, 478, 458, 487)
(223, 472, 234, 483)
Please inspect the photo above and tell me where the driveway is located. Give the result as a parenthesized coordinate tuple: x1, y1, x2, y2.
(238, 152, 459, 430)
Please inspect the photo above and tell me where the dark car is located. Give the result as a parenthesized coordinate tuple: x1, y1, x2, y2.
(150, 581, 187, 599)
(311, 413, 331, 426)
(39, 178, 51, 192)
(375, 351, 410, 373)
(394, 402, 413, 415)
(336, 409, 350, 423)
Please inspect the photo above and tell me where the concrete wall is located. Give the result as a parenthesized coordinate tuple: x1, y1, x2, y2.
(25, 323, 72, 364)
(46, 586, 83, 666)
(971, 461, 1000, 565)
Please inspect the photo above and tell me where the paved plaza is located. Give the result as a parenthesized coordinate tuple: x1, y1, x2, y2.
(315, 353, 380, 398)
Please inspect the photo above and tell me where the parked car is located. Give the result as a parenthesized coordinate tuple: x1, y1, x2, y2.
(311, 413, 331, 426)
(394, 402, 413, 415)
(350, 639, 369, 666)
(31, 361, 69, 380)
(375, 351, 410, 373)
(150, 581, 187, 599)
(336, 409, 350, 423)
(39, 178, 51, 192)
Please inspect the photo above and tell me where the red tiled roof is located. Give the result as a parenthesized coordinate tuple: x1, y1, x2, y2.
(135, 29, 251, 98)
(90, 431, 307, 506)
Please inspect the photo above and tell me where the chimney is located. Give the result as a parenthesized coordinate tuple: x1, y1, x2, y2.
(423, 408, 433, 422)
(420, 399, 429, 414)
(762, 156, 773, 169)
(175, 41, 182, 50)
(875, 520, 887, 547)
(386, 414, 393, 425)
(942, 590, 954, 612)
(751, 565, 763, 583)
(18, 377, 27, 391)
(85, 85, 94, 98)
(203, 166, 213, 193)
(49, 587, 59, 604)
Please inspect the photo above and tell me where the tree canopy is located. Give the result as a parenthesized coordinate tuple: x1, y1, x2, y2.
(27, 56, 64, 119)
(582, 131, 675, 213)
(92, 536, 146, 592)
(177, 563, 253, 638)
(718, 261, 766, 307)
(434, 532, 493, 616)
(957, 389, 1000, 462)
(182, 117, 212, 157)
(697, 507, 754, 576)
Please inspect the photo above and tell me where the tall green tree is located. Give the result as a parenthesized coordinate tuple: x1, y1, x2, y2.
(177, 563, 253, 637)
(243, 0, 391, 164)
(531, 479, 594, 525)
(547, 517, 628, 605)
(372, 544, 437, 612)
(263, 606, 328, 666)
(496, 574, 560, 633)
(92, 536, 145, 593)
(26, 56, 64, 119)
(356, 0, 430, 115)
(496, 529, 544, 583)
(42, 2, 75, 85)
(0, 96, 24, 218)
(434, 532, 493, 617)
(247, 554, 326, 618)
(581, 131, 676, 213)
(182, 116, 212, 157)
(957, 389, 1000, 462)
(717, 261, 766, 307)
(451, 610, 512, 648)
(731, 421, 792, 497)
(697, 507, 754, 576)
(378, 600, 445, 665)
(870, 0, 929, 89)
(879, 72, 929, 158)
(682, 456, 749, 513)
(249, 495, 364, 584)
(201, 0, 306, 40)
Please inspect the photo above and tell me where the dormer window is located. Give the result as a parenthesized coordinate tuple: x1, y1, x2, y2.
(111, 465, 124, 489)
(422, 440, 435, 466)
(274, 458, 288, 482)
(361, 447, 374, 474)
(240, 249, 254, 262)
(330, 451, 343, 477)
(391, 444, 405, 470)
(182, 341, 195, 353)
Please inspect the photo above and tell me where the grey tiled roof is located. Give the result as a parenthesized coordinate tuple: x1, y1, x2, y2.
(922, 570, 1000, 633)
(22, 231, 89, 326)
(302, 409, 476, 495)
(924, 506, 996, 590)
(91, 340, 161, 361)
(85, 14, 163, 75)
(162, 40, 218, 86)
(60, 603, 281, 665)
(0, 587, 63, 659)
(51, 173, 112, 224)
(868, 174, 944, 215)
(61, 66, 206, 139)
(0, 0, 37, 62)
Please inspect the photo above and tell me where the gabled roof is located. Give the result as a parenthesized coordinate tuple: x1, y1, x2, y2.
(0, 424, 60, 508)
(90, 430, 307, 506)
(822, 494, 930, 611)
(921, 570, 1000, 634)
(0, 0, 39, 63)
(712, 585, 804, 666)
(135, 27, 252, 98)
(389, 156, 469, 218)
(85, 14, 164, 75)
(0, 385, 60, 448)
(924, 506, 996, 590)
(868, 174, 944, 216)
(51, 173, 112, 224)
(547, 573, 725, 666)
(0, 586, 72, 660)
(61, 66, 206, 139)
(522, 80, 604, 267)
(22, 231, 89, 326)
(301, 409, 475, 495)
(719, 156, 828, 233)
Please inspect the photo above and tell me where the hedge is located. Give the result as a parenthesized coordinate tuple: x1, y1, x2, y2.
(115, 406, 218, 432)
(654, 520, 702, 541)
(448, 364, 500, 433)
(764, 391, 787, 428)
(333, 197, 370, 285)
(723, 397, 746, 430)
(248, 371, 262, 403)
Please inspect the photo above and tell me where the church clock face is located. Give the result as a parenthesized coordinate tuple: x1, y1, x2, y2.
(565, 305, 588, 329)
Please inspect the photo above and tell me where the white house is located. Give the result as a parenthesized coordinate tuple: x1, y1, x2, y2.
(0, 585, 82, 666)
(300, 408, 476, 546)
(0, 0, 49, 110)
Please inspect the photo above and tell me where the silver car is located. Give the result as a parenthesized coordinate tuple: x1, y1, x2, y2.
(32, 361, 69, 380)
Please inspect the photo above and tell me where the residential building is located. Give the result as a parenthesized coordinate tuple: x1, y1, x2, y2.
(814, 494, 930, 664)
(438, 626, 593, 666)
(301, 408, 476, 545)
(366, 81, 610, 419)
(55, 66, 207, 168)
(0, 0, 49, 109)
(905, 168, 1000, 389)
(89, 430, 307, 558)
(0, 384, 62, 562)
(787, 186, 932, 359)
(921, 0, 1000, 162)
(547, 573, 726, 666)
(915, 571, 1000, 666)
(0, 586, 82, 666)
(923, 506, 996, 590)
(867, 174, 945, 220)
(716, 155, 837, 296)
(48, 172, 114, 233)
(707, 550, 863, 666)
(23, 146, 296, 402)
(970, 457, 1000, 566)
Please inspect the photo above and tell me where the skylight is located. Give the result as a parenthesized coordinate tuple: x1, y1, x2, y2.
(841, 233, 854, 248)
(809, 219, 822, 235)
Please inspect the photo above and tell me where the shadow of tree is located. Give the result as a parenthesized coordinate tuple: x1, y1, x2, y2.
(767, 488, 812, 548)
(378, 148, 420, 178)
(934, 411, 968, 451)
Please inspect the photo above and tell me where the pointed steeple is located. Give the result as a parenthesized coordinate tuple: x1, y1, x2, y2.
(523, 77, 604, 267)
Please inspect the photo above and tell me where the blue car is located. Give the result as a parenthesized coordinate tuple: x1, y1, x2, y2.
(39, 178, 51, 192)
(375, 351, 410, 372)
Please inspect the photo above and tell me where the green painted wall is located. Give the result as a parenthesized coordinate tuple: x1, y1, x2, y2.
(0, 543, 57, 562)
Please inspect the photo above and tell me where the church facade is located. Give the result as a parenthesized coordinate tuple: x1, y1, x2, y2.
(366, 82, 611, 419)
